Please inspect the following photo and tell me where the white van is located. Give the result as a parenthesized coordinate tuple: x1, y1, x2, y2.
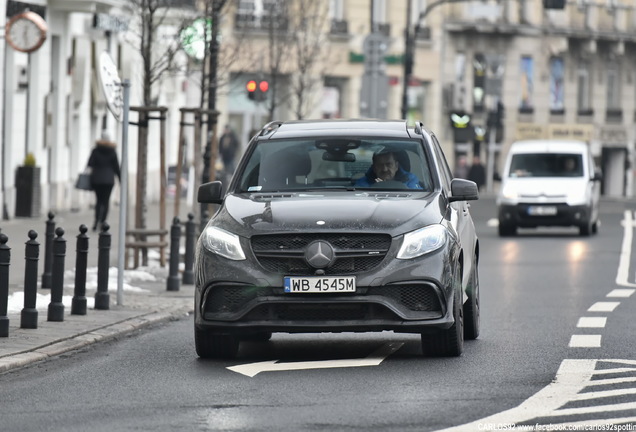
(496, 139, 602, 236)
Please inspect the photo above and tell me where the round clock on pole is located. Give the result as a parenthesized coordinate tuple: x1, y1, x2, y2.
(5, 11, 48, 54)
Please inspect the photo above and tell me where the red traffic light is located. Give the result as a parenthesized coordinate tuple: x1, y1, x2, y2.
(259, 81, 269, 92)
(246, 80, 257, 92)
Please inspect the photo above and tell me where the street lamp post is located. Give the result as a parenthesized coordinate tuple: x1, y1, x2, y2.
(401, 0, 468, 120)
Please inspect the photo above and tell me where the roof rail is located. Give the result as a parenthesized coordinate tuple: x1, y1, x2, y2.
(413, 121, 424, 136)
(260, 121, 284, 136)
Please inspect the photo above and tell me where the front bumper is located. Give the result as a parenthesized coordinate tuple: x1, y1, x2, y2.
(194, 239, 458, 335)
(498, 203, 590, 228)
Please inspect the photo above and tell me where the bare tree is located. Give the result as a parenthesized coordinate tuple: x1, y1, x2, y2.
(287, 0, 330, 119)
(124, 0, 194, 264)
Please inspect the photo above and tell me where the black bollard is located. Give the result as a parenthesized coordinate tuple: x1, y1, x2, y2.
(167, 217, 181, 291)
(0, 234, 10, 337)
(182, 213, 195, 285)
(21, 230, 39, 329)
(41, 212, 55, 289)
(48, 227, 66, 322)
(71, 225, 89, 315)
(200, 209, 209, 234)
(94, 223, 111, 310)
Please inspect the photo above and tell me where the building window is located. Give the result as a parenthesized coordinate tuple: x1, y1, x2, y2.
(606, 62, 620, 110)
(576, 61, 592, 114)
(519, 56, 534, 112)
(549, 57, 565, 112)
(329, 0, 347, 34)
(235, 0, 288, 31)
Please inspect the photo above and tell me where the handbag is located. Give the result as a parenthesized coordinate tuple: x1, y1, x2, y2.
(75, 170, 92, 191)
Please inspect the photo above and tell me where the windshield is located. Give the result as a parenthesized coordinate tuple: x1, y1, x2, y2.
(508, 153, 584, 178)
(236, 138, 434, 193)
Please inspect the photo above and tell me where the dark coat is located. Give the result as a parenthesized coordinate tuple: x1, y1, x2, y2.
(88, 144, 120, 186)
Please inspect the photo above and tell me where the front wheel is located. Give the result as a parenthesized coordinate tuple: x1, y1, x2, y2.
(463, 256, 480, 340)
(421, 266, 464, 357)
(195, 326, 240, 359)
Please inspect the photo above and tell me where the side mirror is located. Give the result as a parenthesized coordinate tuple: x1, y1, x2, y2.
(592, 170, 603, 182)
(198, 181, 224, 204)
(449, 178, 479, 202)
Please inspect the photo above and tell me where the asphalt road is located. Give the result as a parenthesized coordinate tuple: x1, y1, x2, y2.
(1, 196, 635, 432)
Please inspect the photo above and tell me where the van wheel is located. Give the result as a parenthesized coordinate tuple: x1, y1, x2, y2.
(579, 220, 593, 236)
(498, 223, 516, 237)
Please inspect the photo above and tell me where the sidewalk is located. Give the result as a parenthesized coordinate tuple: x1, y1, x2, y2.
(0, 198, 198, 375)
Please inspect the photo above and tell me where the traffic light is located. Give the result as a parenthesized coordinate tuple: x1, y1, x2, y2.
(246, 80, 257, 100)
(257, 80, 269, 101)
(543, 0, 565, 9)
(246, 79, 269, 102)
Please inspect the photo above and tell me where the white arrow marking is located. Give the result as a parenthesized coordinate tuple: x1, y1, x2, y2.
(227, 342, 404, 377)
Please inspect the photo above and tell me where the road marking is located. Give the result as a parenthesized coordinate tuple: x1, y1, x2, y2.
(587, 301, 620, 312)
(437, 359, 636, 431)
(226, 342, 403, 377)
(576, 317, 607, 328)
(607, 288, 635, 298)
(569, 335, 601, 347)
(617, 210, 636, 287)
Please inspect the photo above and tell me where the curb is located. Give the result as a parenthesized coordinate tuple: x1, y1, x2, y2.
(0, 306, 193, 375)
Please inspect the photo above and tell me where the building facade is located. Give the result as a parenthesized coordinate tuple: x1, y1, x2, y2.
(2, 0, 635, 221)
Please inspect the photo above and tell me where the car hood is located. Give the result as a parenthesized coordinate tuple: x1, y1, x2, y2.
(214, 192, 444, 237)
(501, 177, 588, 199)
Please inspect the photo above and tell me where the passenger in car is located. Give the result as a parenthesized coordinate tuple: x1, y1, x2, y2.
(354, 150, 423, 189)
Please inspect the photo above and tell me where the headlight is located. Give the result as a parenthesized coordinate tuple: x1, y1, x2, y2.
(202, 227, 246, 260)
(397, 224, 447, 260)
(501, 183, 518, 200)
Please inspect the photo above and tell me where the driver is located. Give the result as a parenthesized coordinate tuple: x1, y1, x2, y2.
(355, 150, 422, 189)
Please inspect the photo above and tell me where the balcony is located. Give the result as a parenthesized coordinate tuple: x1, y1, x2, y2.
(235, 13, 289, 32)
(606, 108, 623, 124)
(330, 19, 348, 35)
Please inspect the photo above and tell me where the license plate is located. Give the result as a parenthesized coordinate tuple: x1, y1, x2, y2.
(528, 206, 557, 216)
(284, 276, 356, 293)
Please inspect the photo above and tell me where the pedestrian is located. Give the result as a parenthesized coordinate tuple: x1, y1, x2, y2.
(219, 125, 239, 175)
(467, 155, 486, 191)
(87, 131, 120, 232)
(454, 155, 469, 179)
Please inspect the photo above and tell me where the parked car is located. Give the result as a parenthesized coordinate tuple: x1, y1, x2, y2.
(497, 139, 602, 236)
(195, 119, 480, 358)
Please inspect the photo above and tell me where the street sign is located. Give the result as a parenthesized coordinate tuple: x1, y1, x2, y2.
(97, 51, 123, 122)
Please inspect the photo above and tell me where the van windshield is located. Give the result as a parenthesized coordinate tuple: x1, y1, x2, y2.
(508, 153, 583, 178)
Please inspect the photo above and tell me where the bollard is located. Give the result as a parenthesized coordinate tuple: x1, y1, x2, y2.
(167, 217, 181, 291)
(21, 230, 39, 328)
(41, 212, 55, 289)
(0, 234, 10, 337)
(71, 225, 89, 315)
(200, 209, 209, 234)
(95, 223, 111, 310)
(48, 227, 66, 322)
(182, 213, 195, 285)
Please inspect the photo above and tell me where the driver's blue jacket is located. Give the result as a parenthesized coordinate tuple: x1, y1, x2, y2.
(355, 166, 423, 189)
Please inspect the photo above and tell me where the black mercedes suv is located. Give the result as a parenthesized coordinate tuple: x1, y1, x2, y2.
(195, 119, 480, 358)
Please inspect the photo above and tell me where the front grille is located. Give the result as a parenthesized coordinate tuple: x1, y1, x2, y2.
(203, 284, 443, 322)
(251, 233, 391, 275)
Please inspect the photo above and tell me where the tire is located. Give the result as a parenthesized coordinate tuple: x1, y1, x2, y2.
(579, 219, 592, 236)
(498, 222, 516, 237)
(195, 326, 240, 359)
(421, 266, 464, 357)
(463, 257, 480, 340)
